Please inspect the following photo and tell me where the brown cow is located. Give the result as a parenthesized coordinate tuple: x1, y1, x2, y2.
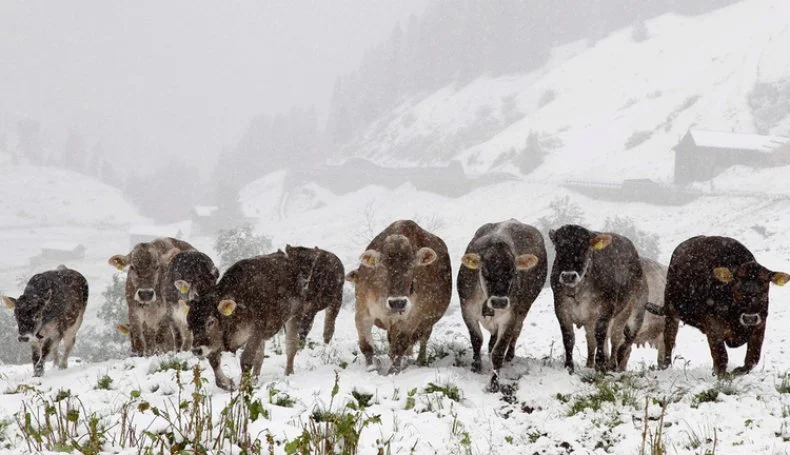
(186, 250, 313, 390)
(632, 258, 668, 364)
(2, 265, 88, 377)
(550, 224, 648, 373)
(163, 250, 219, 351)
(661, 236, 789, 376)
(347, 220, 452, 374)
(108, 237, 194, 356)
(284, 245, 345, 344)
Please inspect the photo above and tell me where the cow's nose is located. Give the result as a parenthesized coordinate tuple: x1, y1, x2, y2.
(560, 271, 580, 285)
(191, 348, 202, 356)
(35, 332, 44, 340)
(489, 296, 510, 310)
(18, 334, 31, 343)
(387, 297, 409, 312)
(740, 313, 761, 326)
(136, 289, 156, 302)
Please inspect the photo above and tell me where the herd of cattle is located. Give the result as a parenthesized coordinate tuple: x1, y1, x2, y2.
(2, 219, 788, 392)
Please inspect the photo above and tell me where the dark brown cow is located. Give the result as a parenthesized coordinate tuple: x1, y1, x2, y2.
(661, 236, 789, 376)
(2, 266, 88, 377)
(108, 237, 194, 356)
(284, 245, 344, 344)
(163, 250, 219, 351)
(347, 220, 452, 374)
(550, 224, 648, 373)
(457, 219, 547, 391)
(186, 251, 312, 390)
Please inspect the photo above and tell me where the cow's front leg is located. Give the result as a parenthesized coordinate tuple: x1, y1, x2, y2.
(594, 310, 613, 372)
(461, 306, 484, 373)
(209, 352, 234, 391)
(706, 334, 729, 376)
(416, 327, 432, 366)
(488, 318, 516, 393)
(33, 338, 55, 377)
(284, 314, 302, 375)
(555, 301, 576, 373)
(388, 329, 411, 374)
(355, 311, 375, 367)
(734, 324, 765, 375)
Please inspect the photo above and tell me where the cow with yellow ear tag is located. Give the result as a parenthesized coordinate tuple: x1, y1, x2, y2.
(457, 219, 547, 392)
(662, 235, 789, 376)
(186, 250, 314, 391)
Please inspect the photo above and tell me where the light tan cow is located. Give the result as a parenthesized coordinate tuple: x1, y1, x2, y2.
(109, 237, 194, 356)
(347, 220, 452, 374)
(632, 257, 668, 364)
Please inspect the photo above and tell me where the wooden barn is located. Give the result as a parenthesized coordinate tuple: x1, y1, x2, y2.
(673, 129, 790, 184)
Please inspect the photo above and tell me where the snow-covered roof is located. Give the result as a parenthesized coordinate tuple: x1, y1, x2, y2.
(129, 224, 180, 237)
(193, 205, 218, 217)
(688, 130, 790, 153)
(41, 242, 85, 252)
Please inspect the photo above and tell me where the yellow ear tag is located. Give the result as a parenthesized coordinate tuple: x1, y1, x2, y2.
(591, 240, 606, 250)
(219, 300, 236, 317)
(773, 273, 790, 286)
(3, 297, 14, 309)
(365, 256, 376, 266)
(115, 263, 125, 271)
(178, 284, 189, 294)
(116, 324, 130, 336)
(713, 267, 734, 284)
(179, 300, 189, 316)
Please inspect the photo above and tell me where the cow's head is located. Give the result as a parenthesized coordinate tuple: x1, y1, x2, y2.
(461, 242, 539, 311)
(712, 261, 789, 327)
(358, 234, 437, 315)
(187, 291, 236, 357)
(109, 244, 179, 305)
(549, 225, 612, 289)
(171, 251, 219, 303)
(3, 288, 52, 342)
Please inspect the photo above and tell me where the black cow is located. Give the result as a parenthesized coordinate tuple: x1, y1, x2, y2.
(457, 219, 547, 391)
(661, 235, 789, 376)
(550, 224, 648, 373)
(163, 250, 219, 352)
(2, 266, 88, 377)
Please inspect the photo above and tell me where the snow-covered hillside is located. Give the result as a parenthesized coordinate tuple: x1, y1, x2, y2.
(338, 0, 790, 184)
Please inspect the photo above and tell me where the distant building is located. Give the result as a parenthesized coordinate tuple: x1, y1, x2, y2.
(129, 225, 183, 248)
(40, 242, 86, 261)
(673, 129, 790, 184)
(191, 205, 220, 236)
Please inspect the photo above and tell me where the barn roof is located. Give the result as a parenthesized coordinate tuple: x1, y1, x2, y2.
(41, 242, 85, 252)
(193, 205, 218, 217)
(687, 130, 790, 153)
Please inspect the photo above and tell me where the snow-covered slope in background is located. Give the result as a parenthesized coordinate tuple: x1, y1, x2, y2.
(340, 0, 790, 183)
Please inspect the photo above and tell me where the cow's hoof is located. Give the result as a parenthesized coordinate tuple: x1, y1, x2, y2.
(487, 374, 500, 393)
(216, 379, 236, 391)
(565, 362, 574, 374)
(471, 361, 482, 374)
(732, 366, 751, 376)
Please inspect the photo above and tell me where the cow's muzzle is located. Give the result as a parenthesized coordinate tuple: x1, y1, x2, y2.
(18, 334, 32, 343)
(192, 346, 210, 357)
(387, 297, 410, 313)
(488, 296, 510, 310)
(134, 288, 156, 304)
(559, 271, 581, 287)
(739, 313, 762, 327)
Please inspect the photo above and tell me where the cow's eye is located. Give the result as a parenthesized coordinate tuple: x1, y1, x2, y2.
(409, 280, 416, 295)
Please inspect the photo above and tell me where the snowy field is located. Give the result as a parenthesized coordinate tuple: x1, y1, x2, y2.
(2, 169, 790, 454)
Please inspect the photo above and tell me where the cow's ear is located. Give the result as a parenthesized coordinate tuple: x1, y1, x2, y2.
(178, 300, 190, 316)
(548, 229, 556, 243)
(174, 280, 191, 295)
(163, 248, 180, 264)
(108, 254, 130, 271)
(416, 247, 438, 266)
(515, 254, 539, 271)
(345, 269, 358, 284)
(770, 271, 790, 286)
(218, 299, 237, 316)
(116, 323, 130, 336)
(2, 296, 16, 309)
(461, 253, 481, 270)
(590, 234, 613, 251)
(712, 267, 734, 284)
(360, 250, 380, 268)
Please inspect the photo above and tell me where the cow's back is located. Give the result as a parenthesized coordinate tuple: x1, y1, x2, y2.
(589, 233, 645, 298)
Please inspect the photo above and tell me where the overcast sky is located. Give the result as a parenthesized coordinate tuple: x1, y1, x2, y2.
(0, 0, 425, 168)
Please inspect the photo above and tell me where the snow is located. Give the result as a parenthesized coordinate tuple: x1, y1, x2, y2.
(688, 129, 789, 153)
(192, 205, 218, 217)
(40, 241, 85, 252)
(4, 1, 790, 453)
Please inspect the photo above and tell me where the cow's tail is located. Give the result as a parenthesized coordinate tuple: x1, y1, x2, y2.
(645, 302, 665, 316)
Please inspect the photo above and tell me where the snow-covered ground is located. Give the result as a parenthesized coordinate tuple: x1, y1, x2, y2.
(2, 167, 790, 453)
